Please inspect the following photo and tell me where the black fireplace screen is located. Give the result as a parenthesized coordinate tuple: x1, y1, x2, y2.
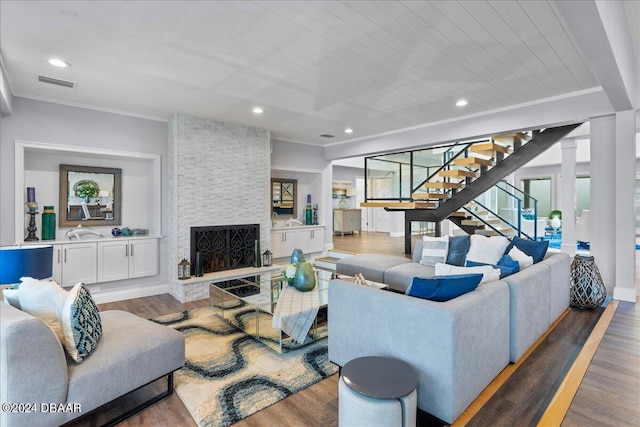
(190, 224, 260, 275)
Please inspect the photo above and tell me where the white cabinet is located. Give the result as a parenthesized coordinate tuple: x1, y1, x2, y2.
(129, 239, 158, 278)
(297, 227, 325, 254)
(270, 230, 298, 259)
(334, 209, 362, 236)
(51, 243, 98, 288)
(97, 238, 158, 283)
(270, 227, 325, 258)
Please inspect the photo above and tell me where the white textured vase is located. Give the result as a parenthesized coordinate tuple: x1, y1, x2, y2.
(551, 216, 561, 230)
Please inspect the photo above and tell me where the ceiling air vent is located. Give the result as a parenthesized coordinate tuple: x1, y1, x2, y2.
(319, 134, 335, 138)
(38, 75, 75, 88)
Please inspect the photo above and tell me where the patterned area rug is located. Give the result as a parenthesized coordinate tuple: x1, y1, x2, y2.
(152, 307, 337, 427)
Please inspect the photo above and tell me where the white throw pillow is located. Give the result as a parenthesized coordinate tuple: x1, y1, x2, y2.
(420, 235, 450, 267)
(466, 235, 510, 265)
(18, 277, 67, 342)
(61, 283, 102, 363)
(434, 263, 501, 283)
(3, 288, 21, 309)
(509, 247, 534, 269)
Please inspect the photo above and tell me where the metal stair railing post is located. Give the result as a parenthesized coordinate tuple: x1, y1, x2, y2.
(517, 199, 522, 238)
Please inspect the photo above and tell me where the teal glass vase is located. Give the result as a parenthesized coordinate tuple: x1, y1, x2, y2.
(294, 261, 316, 292)
(290, 248, 304, 264)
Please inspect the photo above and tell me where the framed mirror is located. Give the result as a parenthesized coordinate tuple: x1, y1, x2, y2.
(272, 178, 297, 216)
(59, 164, 122, 227)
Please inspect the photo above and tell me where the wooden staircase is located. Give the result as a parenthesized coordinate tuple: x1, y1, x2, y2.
(448, 206, 516, 237)
(358, 124, 582, 253)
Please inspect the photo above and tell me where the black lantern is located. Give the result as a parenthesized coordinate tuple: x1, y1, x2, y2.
(178, 258, 191, 280)
(262, 249, 273, 267)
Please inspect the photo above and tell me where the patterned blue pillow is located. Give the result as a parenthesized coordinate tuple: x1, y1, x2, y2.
(61, 283, 102, 363)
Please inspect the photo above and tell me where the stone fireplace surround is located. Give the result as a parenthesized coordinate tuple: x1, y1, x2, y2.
(168, 114, 271, 302)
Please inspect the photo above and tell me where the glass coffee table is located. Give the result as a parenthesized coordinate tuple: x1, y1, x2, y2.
(210, 268, 386, 353)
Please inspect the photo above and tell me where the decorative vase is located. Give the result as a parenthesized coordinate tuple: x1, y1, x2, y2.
(41, 206, 56, 240)
(291, 248, 304, 264)
(570, 254, 606, 309)
(294, 261, 316, 292)
(551, 215, 561, 230)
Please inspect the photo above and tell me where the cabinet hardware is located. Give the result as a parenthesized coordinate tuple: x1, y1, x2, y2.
(64, 249, 67, 263)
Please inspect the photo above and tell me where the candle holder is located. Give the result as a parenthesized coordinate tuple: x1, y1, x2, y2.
(25, 210, 40, 241)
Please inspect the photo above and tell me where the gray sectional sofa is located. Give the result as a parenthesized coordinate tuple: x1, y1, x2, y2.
(0, 302, 185, 427)
(330, 239, 570, 424)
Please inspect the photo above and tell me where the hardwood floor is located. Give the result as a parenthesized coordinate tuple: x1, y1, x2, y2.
(80, 232, 638, 427)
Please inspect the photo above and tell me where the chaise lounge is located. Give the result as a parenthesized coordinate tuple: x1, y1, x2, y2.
(0, 302, 185, 427)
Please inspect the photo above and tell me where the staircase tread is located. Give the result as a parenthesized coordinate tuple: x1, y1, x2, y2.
(361, 201, 436, 209)
(453, 157, 493, 166)
(470, 142, 512, 153)
(493, 132, 531, 142)
(420, 182, 463, 189)
(438, 170, 478, 178)
(412, 192, 449, 200)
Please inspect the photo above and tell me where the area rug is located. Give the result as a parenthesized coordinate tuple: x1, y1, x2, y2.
(152, 307, 337, 427)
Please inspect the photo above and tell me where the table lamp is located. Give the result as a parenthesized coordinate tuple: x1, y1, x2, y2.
(0, 245, 53, 285)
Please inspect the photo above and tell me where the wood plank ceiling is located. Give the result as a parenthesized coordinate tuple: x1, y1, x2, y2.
(0, 1, 599, 145)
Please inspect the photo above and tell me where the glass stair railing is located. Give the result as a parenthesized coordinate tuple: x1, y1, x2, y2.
(455, 180, 543, 240)
(362, 131, 533, 211)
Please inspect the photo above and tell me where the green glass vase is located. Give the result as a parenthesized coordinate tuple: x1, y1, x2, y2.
(291, 248, 304, 264)
(294, 261, 316, 292)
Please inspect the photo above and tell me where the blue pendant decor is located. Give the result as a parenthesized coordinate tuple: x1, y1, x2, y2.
(294, 261, 316, 292)
(290, 248, 304, 264)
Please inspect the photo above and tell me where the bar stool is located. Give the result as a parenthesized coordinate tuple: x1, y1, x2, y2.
(339, 356, 418, 427)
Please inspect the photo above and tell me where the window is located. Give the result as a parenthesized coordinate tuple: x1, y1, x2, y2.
(521, 177, 551, 217)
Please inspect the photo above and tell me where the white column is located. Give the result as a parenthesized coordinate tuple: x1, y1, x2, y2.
(590, 116, 616, 295)
(613, 110, 637, 302)
(322, 163, 334, 251)
(560, 138, 577, 256)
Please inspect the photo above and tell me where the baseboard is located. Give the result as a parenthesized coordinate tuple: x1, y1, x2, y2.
(390, 231, 404, 237)
(91, 283, 170, 304)
(613, 286, 637, 303)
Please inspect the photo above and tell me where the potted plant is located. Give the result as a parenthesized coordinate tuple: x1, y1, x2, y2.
(549, 210, 562, 230)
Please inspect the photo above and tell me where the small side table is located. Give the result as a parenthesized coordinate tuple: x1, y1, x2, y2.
(339, 356, 418, 427)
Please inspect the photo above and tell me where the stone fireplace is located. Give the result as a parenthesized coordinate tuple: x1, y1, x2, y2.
(168, 114, 271, 302)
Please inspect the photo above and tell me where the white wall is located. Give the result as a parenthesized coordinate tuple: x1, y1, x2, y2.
(1, 97, 168, 300)
(271, 139, 333, 249)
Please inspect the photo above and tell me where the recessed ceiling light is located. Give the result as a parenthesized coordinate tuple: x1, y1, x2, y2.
(48, 58, 70, 68)
(456, 99, 468, 107)
(345, 128, 353, 134)
(252, 107, 263, 114)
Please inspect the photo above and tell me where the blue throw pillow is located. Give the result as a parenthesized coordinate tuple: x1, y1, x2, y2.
(466, 260, 518, 279)
(504, 237, 549, 263)
(497, 254, 520, 274)
(445, 235, 470, 266)
(406, 274, 482, 302)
